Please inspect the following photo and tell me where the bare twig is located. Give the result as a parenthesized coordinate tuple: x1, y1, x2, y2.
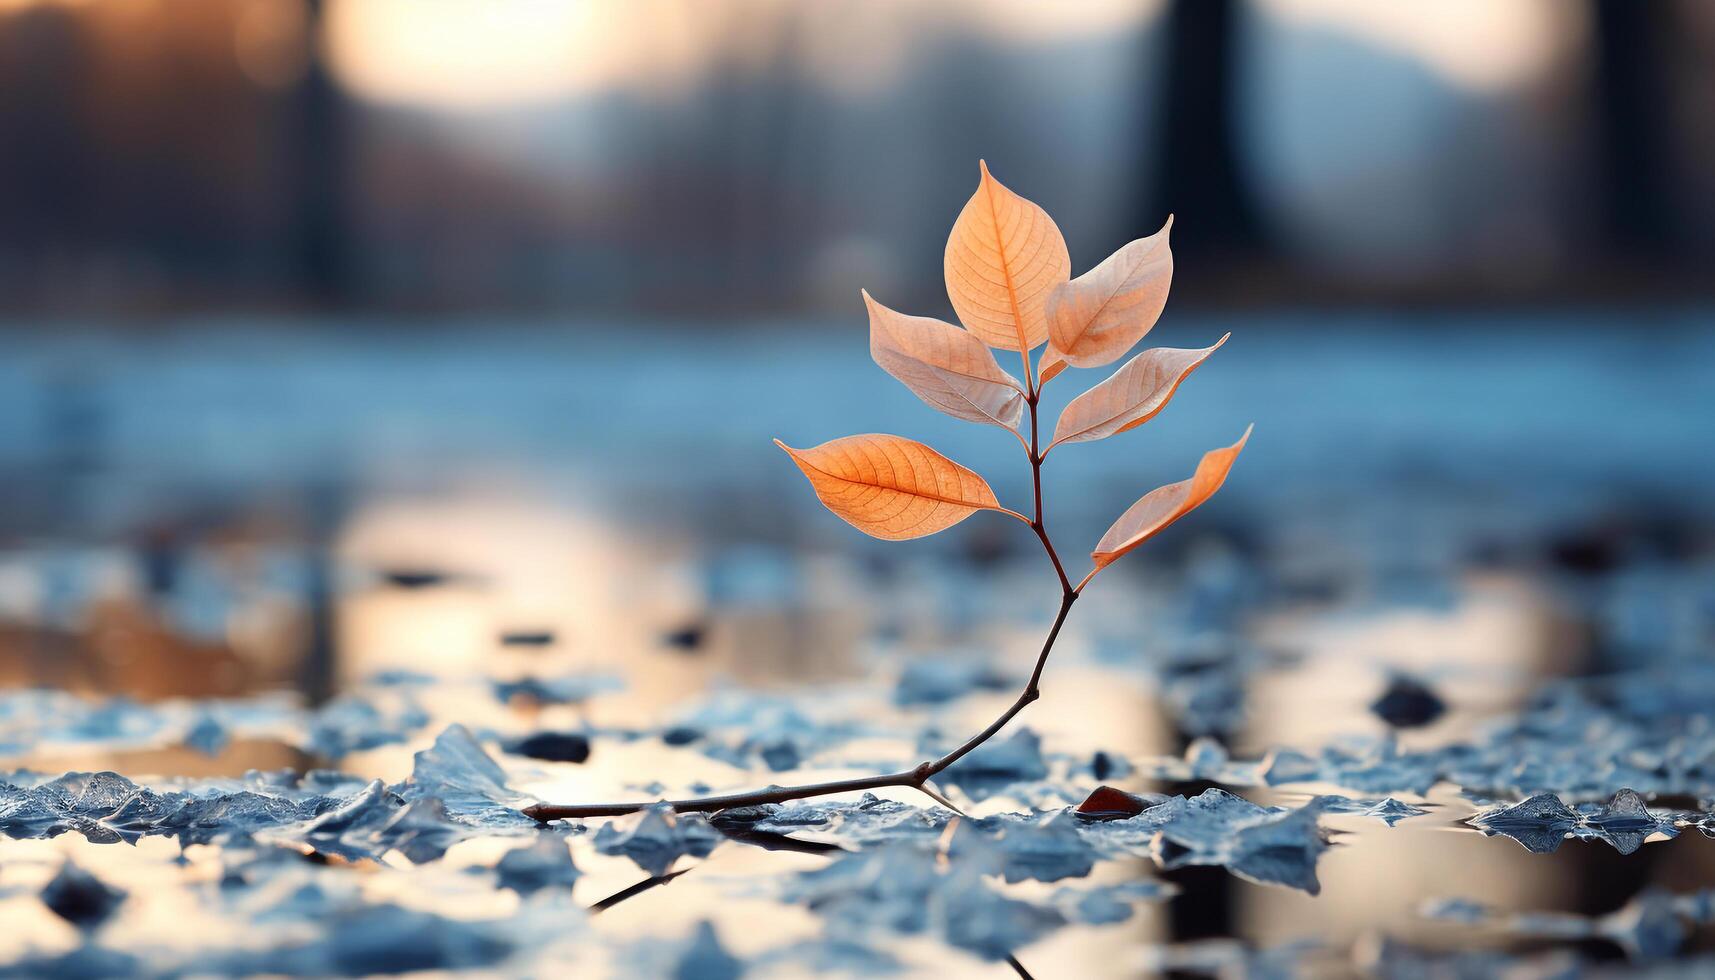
(524, 392, 1084, 824)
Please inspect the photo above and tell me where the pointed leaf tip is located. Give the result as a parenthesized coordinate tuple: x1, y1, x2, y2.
(1050, 334, 1228, 449)
(945, 163, 1070, 352)
(1046, 215, 1175, 368)
(778, 433, 1005, 540)
(866, 292, 1023, 430)
(1091, 425, 1252, 568)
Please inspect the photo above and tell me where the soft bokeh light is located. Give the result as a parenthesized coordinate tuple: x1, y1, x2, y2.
(323, 0, 732, 107)
(1255, 0, 1582, 93)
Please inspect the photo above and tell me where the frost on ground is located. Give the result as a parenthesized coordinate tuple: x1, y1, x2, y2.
(4, 618, 1715, 974)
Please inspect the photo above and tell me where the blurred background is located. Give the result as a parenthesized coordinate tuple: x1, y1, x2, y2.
(4, 0, 1715, 315)
(2, 1, 1714, 975)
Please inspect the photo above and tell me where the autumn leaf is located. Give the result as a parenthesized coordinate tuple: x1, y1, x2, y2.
(1048, 334, 1228, 450)
(1045, 216, 1174, 368)
(944, 161, 1070, 353)
(775, 434, 1022, 540)
(865, 290, 1025, 430)
(1037, 348, 1070, 387)
(1090, 424, 1252, 568)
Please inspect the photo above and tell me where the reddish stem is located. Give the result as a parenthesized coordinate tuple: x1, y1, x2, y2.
(524, 392, 1081, 823)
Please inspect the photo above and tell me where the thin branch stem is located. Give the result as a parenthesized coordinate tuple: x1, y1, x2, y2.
(523, 386, 1084, 824)
(523, 593, 1077, 821)
(1026, 389, 1073, 595)
(1073, 566, 1099, 593)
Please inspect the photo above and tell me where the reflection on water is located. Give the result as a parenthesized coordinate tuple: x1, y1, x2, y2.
(1, 316, 1713, 976)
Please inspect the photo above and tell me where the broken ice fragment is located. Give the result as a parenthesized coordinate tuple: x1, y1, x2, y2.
(375, 797, 464, 864)
(401, 725, 532, 829)
(496, 835, 582, 896)
(1468, 793, 1578, 853)
(953, 811, 1097, 883)
(939, 880, 1064, 961)
(937, 728, 1048, 802)
(593, 803, 720, 876)
(1080, 789, 1331, 894)
(1580, 787, 1669, 855)
(1050, 880, 1178, 925)
(1259, 747, 1321, 786)
(1316, 795, 1428, 827)
(1419, 887, 1713, 963)
(1468, 789, 1671, 856)
(780, 841, 1062, 961)
(1136, 736, 1262, 785)
(711, 793, 951, 846)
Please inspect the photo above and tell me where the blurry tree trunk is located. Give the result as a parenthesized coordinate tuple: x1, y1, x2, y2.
(1143, 0, 1267, 265)
(291, 0, 352, 305)
(1589, 0, 1678, 257)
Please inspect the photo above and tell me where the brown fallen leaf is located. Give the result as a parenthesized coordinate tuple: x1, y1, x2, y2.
(1074, 785, 1158, 821)
(1090, 425, 1252, 568)
(865, 290, 1024, 430)
(775, 434, 1023, 540)
(1049, 334, 1228, 451)
(943, 161, 1070, 354)
(1045, 216, 1174, 368)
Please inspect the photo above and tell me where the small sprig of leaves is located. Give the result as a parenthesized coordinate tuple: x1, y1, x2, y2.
(526, 162, 1250, 823)
(778, 160, 1249, 589)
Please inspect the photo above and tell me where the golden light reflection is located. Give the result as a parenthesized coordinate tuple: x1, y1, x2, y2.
(1247, 572, 1557, 754)
(336, 494, 639, 684)
(322, 0, 726, 108)
(320, 0, 1164, 108)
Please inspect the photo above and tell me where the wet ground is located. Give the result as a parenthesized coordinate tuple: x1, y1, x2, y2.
(1, 312, 1713, 977)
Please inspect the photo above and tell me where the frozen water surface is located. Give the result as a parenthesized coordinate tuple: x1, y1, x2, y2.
(1, 317, 1713, 976)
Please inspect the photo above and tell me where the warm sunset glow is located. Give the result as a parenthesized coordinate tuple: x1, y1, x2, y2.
(322, 0, 724, 108)
(320, 0, 1162, 109)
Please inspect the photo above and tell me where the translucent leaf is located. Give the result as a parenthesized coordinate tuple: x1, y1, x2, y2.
(776, 434, 1011, 540)
(864, 290, 1024, 430)
(1049, 334, 1227, 449)
(1091, 425, 1252, 568)
(943, 161, 1070, 352)
(1045, 216, 1173, 368)
(1037, 348, 1070, 387)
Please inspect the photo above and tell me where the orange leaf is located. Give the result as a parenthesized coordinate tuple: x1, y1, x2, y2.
(1037, 348, 1070, 387)
(1045, 216, 1173, 368)
(1049, 334, 1228, 450)
(943, 161, 1070, 353)
(775, 434, 1018, 540)
(865, 290, 1024, 430)
(1090, 425, 1252, 568)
